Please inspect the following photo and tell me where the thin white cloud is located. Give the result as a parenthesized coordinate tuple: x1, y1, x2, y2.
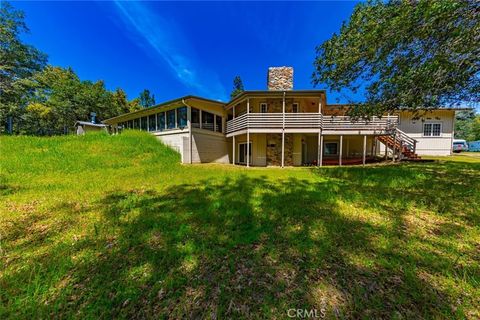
(113, 1, 227, 100)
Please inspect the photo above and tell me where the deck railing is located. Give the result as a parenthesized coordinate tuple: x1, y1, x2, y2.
(226, 113, 398, 135)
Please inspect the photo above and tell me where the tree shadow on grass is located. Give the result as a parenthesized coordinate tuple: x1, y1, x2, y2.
(3, 163, 479, 319)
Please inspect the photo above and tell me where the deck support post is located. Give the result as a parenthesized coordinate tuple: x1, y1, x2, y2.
(318, 101, 322, 167)
(385, 138, 388, 160)
(187, 106, 192, 164)
(232, 136, 236, 165)
(319, 134, 323, 167)
(392, 131, 397, 163)
(232, 106, 235, 165)
(281, 92, 285, 168)
(339, 135, 343, 166)
(247, 99, 250, 168)
(399, 140, 403, 161)
(362, 135, 367, 166)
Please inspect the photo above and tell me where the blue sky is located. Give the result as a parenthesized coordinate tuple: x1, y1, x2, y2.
(14, 1, 358, 103)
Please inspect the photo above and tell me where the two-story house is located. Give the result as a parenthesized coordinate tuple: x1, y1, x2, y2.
(103, 67, 459, 166)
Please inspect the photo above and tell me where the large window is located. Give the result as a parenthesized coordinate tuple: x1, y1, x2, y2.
(167, 109, 176, 129)
(157, 112, 165, 131)
(133, 118, 140, 129)
(140, 117, 148, 131)
(148, 114, 156, 131)
(324, 142, 338, 155)
(202, 111, 214, 131)
(215, 115, 222, 133)
(191, 108, 200, 128)
(177, 107, 187, 128)
(423, 123, 441, 137)
(128, 120, 133, 129)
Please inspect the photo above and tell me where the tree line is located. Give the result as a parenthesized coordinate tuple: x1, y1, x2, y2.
(0, 2, 156, 135)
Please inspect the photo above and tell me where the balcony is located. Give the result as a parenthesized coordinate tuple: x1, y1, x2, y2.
(226, 113, 398, 136)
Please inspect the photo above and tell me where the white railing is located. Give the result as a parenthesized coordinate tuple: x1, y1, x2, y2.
(321, 115, 397, 131)
(226, 113, 398, 134)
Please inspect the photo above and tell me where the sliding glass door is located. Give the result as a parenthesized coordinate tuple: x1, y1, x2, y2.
(238, 142, 252, 164)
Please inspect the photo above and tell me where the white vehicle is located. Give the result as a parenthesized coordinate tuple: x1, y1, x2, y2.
(453, 139, 469, 153)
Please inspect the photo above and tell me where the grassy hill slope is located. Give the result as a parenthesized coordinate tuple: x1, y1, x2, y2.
(1, 132, 479, 319)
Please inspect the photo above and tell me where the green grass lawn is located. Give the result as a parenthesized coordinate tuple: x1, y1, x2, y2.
(1, 131, 479, 319)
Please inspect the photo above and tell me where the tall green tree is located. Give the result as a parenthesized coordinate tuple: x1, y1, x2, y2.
(313, 0, 480, 117)
(230, 75, 244, 99)
(0, 1, 47, 133)
(24, 66, 120, 134)
(139, 89, 155, 108)
(454, 110, 476, 139)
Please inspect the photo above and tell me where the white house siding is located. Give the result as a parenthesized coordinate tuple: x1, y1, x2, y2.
(397, 110, 454, 156)
(191, 130, 230, 164)
(233, 133, 267, 166)
(153, 131, 189, 163)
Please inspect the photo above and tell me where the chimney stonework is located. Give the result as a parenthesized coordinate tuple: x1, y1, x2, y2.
(267, 67, 293, 90)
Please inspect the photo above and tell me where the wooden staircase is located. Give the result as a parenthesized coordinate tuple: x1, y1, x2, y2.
(377, 128, 420, 160)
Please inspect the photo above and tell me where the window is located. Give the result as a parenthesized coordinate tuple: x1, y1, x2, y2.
(260, 103, 267, 113)
(148, 114, 156, 131)
(292, 103, 299, 113)
(177, 107, 187, 128)
(167, 109, 176, 129)
(140, 117, 148, 131)
(133, 118, 140, 129)
(157, 112, 165, 131)
(128, 120, 133, 129)
(215, 115, 222, 133)
(191, 108, 200, 128)
(202, 111, 214, 131)
(324, 142, 338, 155)
(423, 122, 441, 136)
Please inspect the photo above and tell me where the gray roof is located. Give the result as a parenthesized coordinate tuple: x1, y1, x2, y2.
(75, 121, 108, 127)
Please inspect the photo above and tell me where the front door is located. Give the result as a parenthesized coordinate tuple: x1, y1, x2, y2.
(238, 142, 252, 164)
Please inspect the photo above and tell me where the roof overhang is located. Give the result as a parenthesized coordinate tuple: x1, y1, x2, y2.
(103, 95, 225, 124)
(225, 90, 326, 110)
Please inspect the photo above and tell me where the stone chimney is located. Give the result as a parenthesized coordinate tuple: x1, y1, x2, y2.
(267, 66, 293, 90)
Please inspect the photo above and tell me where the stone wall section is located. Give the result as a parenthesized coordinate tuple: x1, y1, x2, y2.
(266, 133, 293, 166)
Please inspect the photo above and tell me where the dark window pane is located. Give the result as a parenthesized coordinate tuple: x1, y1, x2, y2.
(133, 118, 140, 129)
(157, 112, 165, 131)
(149, 114, 156, 131)
(177, 107, 187, 128)
(216, 115, 222, 132)
(191, 108, 200, 128)
(432, 123, 441, 136)
(423, 123, 432, 136)
(202, 111, 214, 131)
(167, 109, 176, 129)
(128, 120, 133, 128)
(141, 117, 148, 131)
(324, 142, 338, 155)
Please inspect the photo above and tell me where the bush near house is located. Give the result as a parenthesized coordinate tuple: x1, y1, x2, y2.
(1, 131, 479, 319)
